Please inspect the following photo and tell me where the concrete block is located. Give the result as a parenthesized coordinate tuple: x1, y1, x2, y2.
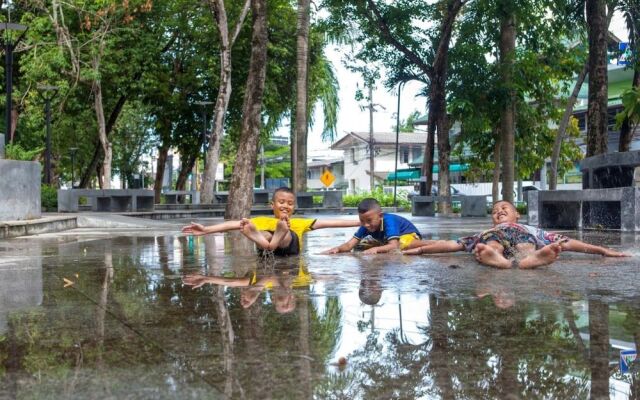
(296, 193, 314, 208)
(322, 191, 343, 208)
(253, 190, 271, 204)
(461, 195, 487, 217)
(412, 196, 435, 216)
(0, 160, 41, 221)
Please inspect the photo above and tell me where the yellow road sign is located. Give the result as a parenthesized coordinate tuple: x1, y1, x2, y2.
(320, 170, 335, 187)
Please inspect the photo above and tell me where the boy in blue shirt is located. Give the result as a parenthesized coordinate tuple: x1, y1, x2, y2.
(322, 198, 422, 254)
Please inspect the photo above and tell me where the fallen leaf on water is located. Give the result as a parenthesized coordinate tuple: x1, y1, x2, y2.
(63, 278, 75, 287)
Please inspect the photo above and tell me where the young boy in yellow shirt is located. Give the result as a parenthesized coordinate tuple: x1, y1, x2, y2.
(181, 187, 359, 256)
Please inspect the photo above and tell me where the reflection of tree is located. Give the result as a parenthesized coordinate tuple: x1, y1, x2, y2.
(619, 302, 640, 398)
(588, 298, 610, 399)
(339, 295, 592, 399)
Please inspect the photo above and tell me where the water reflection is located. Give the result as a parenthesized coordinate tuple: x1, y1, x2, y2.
(0, 232, 638, 398)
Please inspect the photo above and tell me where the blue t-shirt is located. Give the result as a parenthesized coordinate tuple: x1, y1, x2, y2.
(353, 213, 421, 243)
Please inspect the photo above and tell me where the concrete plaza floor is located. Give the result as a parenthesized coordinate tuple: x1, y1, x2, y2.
(0, 213, 639, 398)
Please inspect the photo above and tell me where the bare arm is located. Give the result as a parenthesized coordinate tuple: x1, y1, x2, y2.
(312, 219, 361, 229)
(403, 240, 465, 255)
(363, 239, 399, 254)
(181, 220, 242, 236)
(182, 274, 251, 289)
(322, 237, 360, 254)
(561, 239, 630, 257)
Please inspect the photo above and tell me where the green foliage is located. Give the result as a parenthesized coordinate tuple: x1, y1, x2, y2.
(615, 87, 640, 130)
(5, 144, 43, 161)
(41, 184, 58, 210)
(343, 187, 410, 209)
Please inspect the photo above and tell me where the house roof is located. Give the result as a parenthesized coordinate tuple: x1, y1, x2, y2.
(331, 131, 427, 150)
(307, 159, 343, 168)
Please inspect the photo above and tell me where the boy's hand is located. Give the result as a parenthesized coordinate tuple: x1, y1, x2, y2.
(402, 247, 425, 255)
(280, 214, 291, 228)
(182, 222, 206, 236)
(322, 247, 340, 254)
(182, 274, 210, 289)
(601, 248, 631, 257)
(363, 247, 380, 255)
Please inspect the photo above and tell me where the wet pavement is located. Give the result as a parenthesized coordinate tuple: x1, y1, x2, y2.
(1, 213, 639, 399)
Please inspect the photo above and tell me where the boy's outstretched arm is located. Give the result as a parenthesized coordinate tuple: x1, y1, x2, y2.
(182, 274, 251, 289)
(560, 239, 630, 257)
(322, 237, 360, 254)
(312, 219, 361, 229)
(403, 240, 465, 255)
(181, 220, 242, 236)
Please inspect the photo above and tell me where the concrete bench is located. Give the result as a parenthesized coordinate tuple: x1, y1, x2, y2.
(212, 190, 272, 205)
(527, 188, 640, 231)
(161, 190, 200, 205)
(58, 189, 155, 212)
(412, 195, 487, 217)
(296, 191, 344, 208)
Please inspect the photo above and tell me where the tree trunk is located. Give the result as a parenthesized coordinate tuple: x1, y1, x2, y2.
(492, 127, 501, 203)
(619, 69, 640, 152)
(588, 299, 610, 399)
(201, 0, 250, 203)
(421, 109, 436, 195)
(154, 146, 168, 203)
(176, 153, 197, 192)
(423, 1, 464, 200)
(499, 9, 516, 203)
(364, 0, 464, 199)
(550, 64, 588, 190)
(436, 113, 451, 214)
(293, 0, 311, 193)
(225, 0, 268, 219)
(93, 77, 112, 189)
(586, 0, 609, 157)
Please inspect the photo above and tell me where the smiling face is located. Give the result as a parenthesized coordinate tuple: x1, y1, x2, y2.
(271, 191, 296, 218)
(359, 208, 383, 232)
(491, 201, 520, 225)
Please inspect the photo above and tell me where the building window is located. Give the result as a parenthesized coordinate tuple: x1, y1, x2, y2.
(400, 146, 409, 164)
(351, 148, 357, 164)
(412, 146, 423, 162)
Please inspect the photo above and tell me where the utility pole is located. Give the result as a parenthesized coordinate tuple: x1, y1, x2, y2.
(363, 86, 385, 191)
(369, 86, 375, 191)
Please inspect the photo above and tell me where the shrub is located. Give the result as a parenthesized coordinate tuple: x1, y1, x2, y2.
(5, 144, 43, 161)
(41, 184, 58, 211)
(343, 187, 411, 209)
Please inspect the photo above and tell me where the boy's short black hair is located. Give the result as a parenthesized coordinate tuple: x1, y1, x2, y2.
(492, 200, 516, 209)
(273, 186, 295, 197)
(358, 198, 381, 214)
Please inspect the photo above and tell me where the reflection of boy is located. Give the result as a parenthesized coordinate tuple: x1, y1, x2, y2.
(359, 278, 383, 305)
(404, 200, 629, 269)
(182, 187, 359, 256)
(183, 268, 305, 314)
(323, 198, 422, 254)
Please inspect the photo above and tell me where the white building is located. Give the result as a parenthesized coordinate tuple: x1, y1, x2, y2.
(331, 131, 426, 194)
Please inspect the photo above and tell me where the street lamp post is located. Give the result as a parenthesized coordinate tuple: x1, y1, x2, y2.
(69, 147, 78, 188)
(1, 22, 27, 147)
(393, 81, 406, 208)
(38, 85, 59, 184)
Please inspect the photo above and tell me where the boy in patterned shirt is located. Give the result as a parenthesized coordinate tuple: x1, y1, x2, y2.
(182, 187, 359, 256)
(403, 200, 628, 269)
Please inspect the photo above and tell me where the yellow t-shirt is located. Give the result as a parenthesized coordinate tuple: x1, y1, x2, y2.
(250, 216, 316, 242)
